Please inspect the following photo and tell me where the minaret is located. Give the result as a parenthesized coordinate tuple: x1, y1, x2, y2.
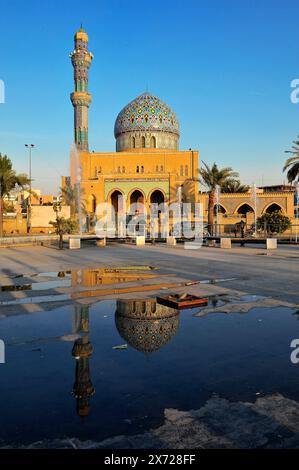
(72, 306, 95, 418)
(70, 26, 93, 151)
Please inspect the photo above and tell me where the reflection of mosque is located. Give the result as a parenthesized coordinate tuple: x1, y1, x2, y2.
(72, 305, 95, 417)
(71, 300, 180, 417)
(115, 299, 180, 354)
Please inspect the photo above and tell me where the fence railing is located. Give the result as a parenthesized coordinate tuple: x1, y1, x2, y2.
(207, 223, 299, 241)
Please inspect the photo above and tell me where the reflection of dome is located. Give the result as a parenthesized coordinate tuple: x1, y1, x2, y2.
(114, 93, 180, 152)
(115, 299, 179, 354)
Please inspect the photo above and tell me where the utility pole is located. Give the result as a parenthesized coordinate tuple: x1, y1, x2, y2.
(25, 144, 34, 234)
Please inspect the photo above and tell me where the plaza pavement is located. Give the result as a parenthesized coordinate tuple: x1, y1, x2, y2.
(0, 242, 298, 304)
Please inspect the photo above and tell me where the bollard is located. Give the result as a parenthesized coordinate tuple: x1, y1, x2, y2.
(96, 238, 106, 247)
(266, 238, 277, 250)
(220, 238, 232, 249)
(167, 236, 177, 246)
(69, 237, 81, 249)
(135, 236, 145, 246)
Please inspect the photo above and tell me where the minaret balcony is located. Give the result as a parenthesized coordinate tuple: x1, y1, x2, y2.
(71, 92, 92, 107)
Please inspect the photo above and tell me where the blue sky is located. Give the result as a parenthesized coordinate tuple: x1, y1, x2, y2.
(0, 0, 298, 194)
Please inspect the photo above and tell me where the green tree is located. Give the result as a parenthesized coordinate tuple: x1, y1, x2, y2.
(221, 179, 250, 193)
(199, 162, 238, 231)
(0, 154, 30, 237)
(50, 217, 78, 250)
(256, 211, 291, 236)
(283, 136, 299, 183)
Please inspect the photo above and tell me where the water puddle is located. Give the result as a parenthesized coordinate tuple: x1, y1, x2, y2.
(239, 295, 266, 302)
(0, 298, 298, 447)
(0, 266, 161, 299)
(0, 294, 70, 306)
(10, 266, 157, 280)
(1, 280, 71, 292)
(200, 277, 243, 284)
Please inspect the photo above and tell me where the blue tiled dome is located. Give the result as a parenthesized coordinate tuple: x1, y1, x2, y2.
(114, 93, 180, 138)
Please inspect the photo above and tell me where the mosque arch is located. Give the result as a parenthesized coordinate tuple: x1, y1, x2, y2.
(149, 189, 166, 205)
(150, 136, 156, 148)
(141, 136, 146, 148)
(128, 188, 146, 214)
(131, 136, 136, 148)
(235, 203, 254, 215)
(109, 189, 125, 215)
(88, 194, 97, 213)
(263, 203, 284, 214)
(214, 204, 227, 215)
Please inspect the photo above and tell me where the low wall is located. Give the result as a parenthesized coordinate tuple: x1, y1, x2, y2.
(31, 205, 70, 228)
(0, 235, 59, 246)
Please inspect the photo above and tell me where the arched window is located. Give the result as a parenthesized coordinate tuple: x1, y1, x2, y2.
(265, 203, 283, 214)
(141, 136, 146, 148)
(180, 165, 184, 176)
(185, 165, 188, 176)
(141, 166, 144, 173)
(237, 204, 254, 215)
(122, 166, 125, 173)
(156, 165, 159, 172)
(132, 136, 135, 148)
(136, 166, 140, 173)
(214, 204, 226, 215)
(117, 166, 121, 173)
(89, 195, 97, 214)
(160, 165, 164, 172)
(150, 136, 156, 148)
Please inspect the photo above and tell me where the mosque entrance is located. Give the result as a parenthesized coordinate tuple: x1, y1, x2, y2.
(110, 190, 125, 236)
(150, 190, 165, 239)
(111, 190, 124, 215)
(130, 190, 144, 214)
(150, 190, 164, 206)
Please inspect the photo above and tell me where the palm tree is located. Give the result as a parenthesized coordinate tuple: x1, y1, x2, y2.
(199, 162, 239, 231)
(0, 154, 30, 237)
(283, 136, 299, 183)
(221, 179, 250, 193)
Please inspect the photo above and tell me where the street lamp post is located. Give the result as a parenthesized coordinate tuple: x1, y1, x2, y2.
(215, 185, 220, 236)
(25, 144, 34, 234)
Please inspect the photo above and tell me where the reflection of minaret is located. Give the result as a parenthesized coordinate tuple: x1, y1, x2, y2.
(70, 26, 93, 151)
(72, 305, 95, 418)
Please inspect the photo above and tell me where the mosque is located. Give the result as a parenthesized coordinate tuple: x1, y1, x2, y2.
(68, 26, 199, 228)
(66, 26, 296, 233)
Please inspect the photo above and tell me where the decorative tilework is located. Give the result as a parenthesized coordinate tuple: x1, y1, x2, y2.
(114, 93, 180, 138)
(115, 313, 180, 354)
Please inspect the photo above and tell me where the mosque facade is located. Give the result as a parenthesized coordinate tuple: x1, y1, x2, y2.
(68, 27, 199, 226)
(65, 27, 297, 234)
